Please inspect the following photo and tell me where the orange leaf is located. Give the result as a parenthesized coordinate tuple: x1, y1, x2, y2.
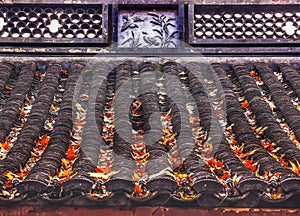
(75, 121, 84, 127)
(249, 70, 256, 77)
(216, 161, 223, 167)
(39, 135, 50, 146)
(255, 76, 261, 82)
(244, 160, 256, 171)
(5, 85, 12, 91)
(95, 165, 113, 174)
(105, 112, 113, 119)
(17, 172, 27, 180)
(61, 69, 67, 75)
(25, 95, 33, 104)
(220, 172, 230, 181)
(134, 184, 143, 194)
(207, 157, 216, 166)
(241, 100, 249, 109)
(19, 107, 27, 116)
(67, 148, 76, 160)
(260, 141, 268, 148)
(0, 140, 9, 151)
(165, 114, 171, 121)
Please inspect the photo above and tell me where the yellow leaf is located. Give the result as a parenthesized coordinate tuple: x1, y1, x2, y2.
(61, 159, 68, 168)
(255, 126, 268, 135)
(2, 190, 10, 196)
(289, 160, 300, 174)
(3, 171, 18, 180)
(234, 143, 244, 153)
(75, 103, 85, 112)
(271, 147, 281, 153)
(133, 172, 140, 181)
(164, 129, 170, 134)
(31, 151, 38, 158)
(232, 173, 243, 186)
(271, 193, 283, 199)
(89, 171, 119, 181)
(178, 191, 201, 200)
(255, 164, 261, 178)
(70, 172, 77, 179)
(50, 104, 58, 111)
(248, 148, 259, 156)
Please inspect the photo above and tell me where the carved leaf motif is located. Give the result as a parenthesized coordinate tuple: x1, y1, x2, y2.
(133, 16, 144, 23)
(121, 15, 144, 32)
(167, 23, 176, 28)
(153, 29, 163, 37)
(121, 38, 133, 45)
(148, 12, 159, 18)
(150, 20, 162, 26)
(155, 35, 163, 41)
(121, 21, 131, 32)
(168, 31, 178, 39)
(167, 18, 176, 23)
(165, 40, 176, 48)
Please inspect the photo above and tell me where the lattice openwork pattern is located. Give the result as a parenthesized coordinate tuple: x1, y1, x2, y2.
(190, 5, 300, 44)
(0, 4, 107, 43)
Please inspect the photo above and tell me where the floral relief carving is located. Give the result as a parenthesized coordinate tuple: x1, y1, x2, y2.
(118, 9, 178, 48)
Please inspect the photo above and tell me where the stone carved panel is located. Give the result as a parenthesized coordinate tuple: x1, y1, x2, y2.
(118, 9, 178, 48)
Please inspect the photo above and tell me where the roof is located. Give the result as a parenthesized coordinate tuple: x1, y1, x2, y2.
(0, 58, 299, 208)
